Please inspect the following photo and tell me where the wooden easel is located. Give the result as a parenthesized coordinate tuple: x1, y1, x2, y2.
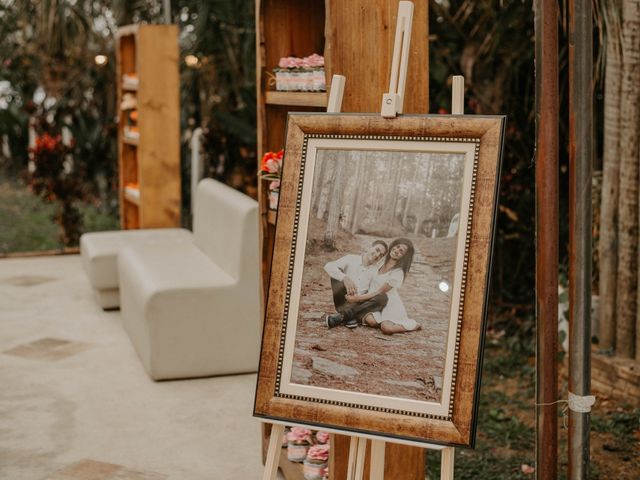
(262, 3, 464, 478)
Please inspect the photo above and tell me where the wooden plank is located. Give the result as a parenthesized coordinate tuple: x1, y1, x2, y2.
(266, 91, 328, 107)
(325, 0, 429, 114)
(136, 25, 181, 228)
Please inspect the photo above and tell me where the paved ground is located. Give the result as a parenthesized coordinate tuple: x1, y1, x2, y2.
(0, 254, 265, 480)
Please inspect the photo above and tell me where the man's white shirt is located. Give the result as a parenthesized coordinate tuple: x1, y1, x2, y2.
(324, 254, 379, 295)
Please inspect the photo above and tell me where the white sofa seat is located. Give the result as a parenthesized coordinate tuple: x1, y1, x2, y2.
(80, 228, 192, 309)
(117, 178, 260, 380)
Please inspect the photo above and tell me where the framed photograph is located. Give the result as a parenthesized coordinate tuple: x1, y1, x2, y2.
(254, 113, 505, 447)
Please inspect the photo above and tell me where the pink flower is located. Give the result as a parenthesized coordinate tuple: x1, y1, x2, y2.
(521, 464, 535, 475)
(269, 180, 280, 191)
(306, 443, 330, 462)
(278, 56, 299, 68)
(304, 53, 324, 68)
(287, 426, 312, 443)
(315, 431, 329, 444)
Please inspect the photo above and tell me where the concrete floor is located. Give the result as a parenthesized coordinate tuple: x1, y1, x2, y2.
(0, 254, 266, 479)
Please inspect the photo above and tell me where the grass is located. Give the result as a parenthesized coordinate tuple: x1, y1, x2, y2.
(424, 336, 640, 479)
(0, 175, 118, 254)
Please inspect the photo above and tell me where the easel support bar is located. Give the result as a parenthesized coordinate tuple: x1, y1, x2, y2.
(381, 1, 414, 117)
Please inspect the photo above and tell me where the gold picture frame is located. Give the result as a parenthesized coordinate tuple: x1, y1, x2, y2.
(254, 113, 505, 447)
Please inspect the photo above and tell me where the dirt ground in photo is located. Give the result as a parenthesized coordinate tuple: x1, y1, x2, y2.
(290, 217, 459, 402)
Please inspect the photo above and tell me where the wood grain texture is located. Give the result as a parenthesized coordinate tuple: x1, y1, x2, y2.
(117, 25, 181, 230)
(325, 0, 429, 114)
(254, 113, 505, 447)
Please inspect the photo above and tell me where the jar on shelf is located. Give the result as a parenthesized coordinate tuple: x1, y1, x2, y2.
(286, 427, 312, 463)
(303, 444, 330, 480)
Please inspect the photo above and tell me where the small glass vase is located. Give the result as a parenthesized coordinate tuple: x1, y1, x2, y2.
(268, 189, 279, 210)
(303, 459, 328, 480)
(287, 441, 309, 463)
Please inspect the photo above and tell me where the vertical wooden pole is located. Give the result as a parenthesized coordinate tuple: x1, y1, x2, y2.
(534, 0, 559, 479)
(568, 0, 593, 477)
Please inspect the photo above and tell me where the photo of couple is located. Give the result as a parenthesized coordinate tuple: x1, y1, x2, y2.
(288, 147, 468, 403)
(324, 238, 422, 335)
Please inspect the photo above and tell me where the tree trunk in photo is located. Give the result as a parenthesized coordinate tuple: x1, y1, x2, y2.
(312, 153, 328, 217)
(403, 157, 420, 228)
(414, 160, 433, 235)
(350, 152, 365, 233)
(316, 153, 336, 220)
(381, 154, 402, 235)
(599, 0, 623, 351)
(617, 0, 640, 359)
(324, 152, 347, 248)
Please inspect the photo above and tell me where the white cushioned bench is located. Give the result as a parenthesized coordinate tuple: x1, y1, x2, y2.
(117, 178, 260, 380)
(80, 228, 193, 309)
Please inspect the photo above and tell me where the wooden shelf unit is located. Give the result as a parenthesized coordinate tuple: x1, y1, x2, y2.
(116, 24, 181, 230)
(256, 1, 429, 478)
(265, 91, 328, 107)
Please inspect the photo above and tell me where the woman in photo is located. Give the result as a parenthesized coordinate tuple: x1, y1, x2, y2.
(346, 238, 422, 335)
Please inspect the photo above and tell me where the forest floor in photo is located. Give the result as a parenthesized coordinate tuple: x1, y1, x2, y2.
(290, 217, 458, 402)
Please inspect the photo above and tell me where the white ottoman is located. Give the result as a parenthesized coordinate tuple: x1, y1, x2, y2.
(80, 228, 193, 309)
(118, 241, 260, 380)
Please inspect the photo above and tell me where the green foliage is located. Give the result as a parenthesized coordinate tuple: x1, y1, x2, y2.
(0, 174, 117, 253)
(592, 408, 640, 437)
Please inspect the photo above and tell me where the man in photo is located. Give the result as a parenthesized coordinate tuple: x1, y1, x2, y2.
(323, 240, 389, 329)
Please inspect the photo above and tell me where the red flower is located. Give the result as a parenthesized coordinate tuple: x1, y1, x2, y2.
(260, 149, 284, 175)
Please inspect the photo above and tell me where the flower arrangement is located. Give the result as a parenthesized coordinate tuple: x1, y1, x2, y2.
(287, 426, 313, 462)
(273, 53, 325, 92)
(260, 149, 284, 210)
(303, 444, 330, 480)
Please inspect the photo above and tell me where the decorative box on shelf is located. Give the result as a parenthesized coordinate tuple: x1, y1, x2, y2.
(122, 73, 139, 90)
(273, 54, 326, 92)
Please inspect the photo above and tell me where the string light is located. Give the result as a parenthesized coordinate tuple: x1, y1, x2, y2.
(94, 55, 108, 66)
(185, 55, 199, 67)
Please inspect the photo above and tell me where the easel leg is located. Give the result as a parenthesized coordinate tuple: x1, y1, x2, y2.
(262, 424, 285, 480)
(369, 439, 386, 480)
(354, 437, 367, 480)
(346, 436, 359, 479)
(440, 447, 455, 480)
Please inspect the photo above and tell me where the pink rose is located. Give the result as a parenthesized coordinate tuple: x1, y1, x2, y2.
(315, 431, 329, 444)
(306, 443, 330, 462)
(278, 56, 299, 68)
(288, 426, 312, 443)
(304, 53, 324, 67)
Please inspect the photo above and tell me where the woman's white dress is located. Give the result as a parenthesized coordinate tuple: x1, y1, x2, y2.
(369, 268, 418, 331)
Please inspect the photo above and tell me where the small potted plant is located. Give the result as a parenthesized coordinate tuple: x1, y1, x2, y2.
(286, 426, 312, 462)
(303, 443, 330, 480)
(259, 149, 284, 210)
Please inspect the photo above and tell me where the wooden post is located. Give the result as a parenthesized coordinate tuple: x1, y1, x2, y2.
(534, 0, 559, 478)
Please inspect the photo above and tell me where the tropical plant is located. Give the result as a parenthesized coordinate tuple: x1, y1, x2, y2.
(27, 115, 87, 245)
